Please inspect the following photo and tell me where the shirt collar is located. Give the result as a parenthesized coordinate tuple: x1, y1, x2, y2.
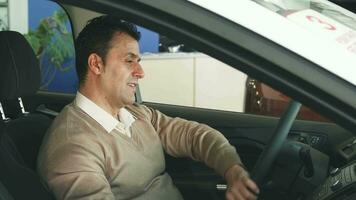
(74, 92, 136, 133)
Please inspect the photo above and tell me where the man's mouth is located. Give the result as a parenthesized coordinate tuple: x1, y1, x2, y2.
(128, 83, 137, 88)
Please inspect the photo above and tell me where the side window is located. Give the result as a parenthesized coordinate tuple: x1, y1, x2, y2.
(245, 78, 330, 122)
(139, 29, 247, 112)
(140, 52, 247, 112)
(5, 0, 77, 93)
(138, 31, 247, 112)
(138, 29, 329, 122)
(0, 0, 8, 31)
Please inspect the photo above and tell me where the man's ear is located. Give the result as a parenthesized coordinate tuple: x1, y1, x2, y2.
(88, 53, 104, 75)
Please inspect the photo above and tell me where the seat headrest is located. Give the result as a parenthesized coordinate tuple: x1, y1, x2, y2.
(0, 31, 40, 101)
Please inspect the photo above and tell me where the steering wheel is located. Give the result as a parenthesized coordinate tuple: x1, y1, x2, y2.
(251, 100, 302, 186)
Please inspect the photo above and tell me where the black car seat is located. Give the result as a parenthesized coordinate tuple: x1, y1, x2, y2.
(0, 31, 54, 199)
(0, 180, 14, 200)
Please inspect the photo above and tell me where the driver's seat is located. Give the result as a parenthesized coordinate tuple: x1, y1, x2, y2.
(0, 31, 54, 199)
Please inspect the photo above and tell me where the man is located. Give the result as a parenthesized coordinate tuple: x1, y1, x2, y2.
(37, 15, 259, 200)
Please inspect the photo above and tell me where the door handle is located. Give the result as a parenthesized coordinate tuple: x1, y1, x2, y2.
(216, 184, 227, 191)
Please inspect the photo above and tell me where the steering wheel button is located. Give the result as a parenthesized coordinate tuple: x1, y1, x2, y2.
(318, 191, 325, 198)
(345, 174, 352, 183)
(319, 186, 328, 196)
(330, 180, 343, 191)
(330, 167, 339, 176)
(344, 170, 352, 183)
(352, 139, 356, 145)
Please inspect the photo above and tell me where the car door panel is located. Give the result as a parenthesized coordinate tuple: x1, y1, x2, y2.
(144, 102, 353, 169)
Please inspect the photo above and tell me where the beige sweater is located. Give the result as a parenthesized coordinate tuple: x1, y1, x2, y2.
(37, 103, 242, 200)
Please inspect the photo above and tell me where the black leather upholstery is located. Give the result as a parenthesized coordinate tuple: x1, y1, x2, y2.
(0, 180, 14, 200)
(0, 31, 54, 199)
(0, 121, 53, 199)
(0, 31, 40, 101)
(4, 114, 52, 170)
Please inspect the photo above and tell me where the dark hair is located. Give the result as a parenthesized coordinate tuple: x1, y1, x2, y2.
(75, 15, 141, 85)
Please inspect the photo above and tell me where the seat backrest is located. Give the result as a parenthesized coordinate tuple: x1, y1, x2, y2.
(0, 31, 54, 199)
(0, 121, 53, 199)
(0, 179, 14, 200)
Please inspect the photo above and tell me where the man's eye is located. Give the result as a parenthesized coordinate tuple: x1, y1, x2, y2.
(126, 60, 133, 63)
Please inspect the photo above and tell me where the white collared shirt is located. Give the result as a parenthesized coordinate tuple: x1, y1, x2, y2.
(74, 92, 135, 137)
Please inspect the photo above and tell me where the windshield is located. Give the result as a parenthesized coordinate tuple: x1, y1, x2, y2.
(254, 0, 356, 55)
(254, 0, 356, 31)
(189, 0, 356, 86)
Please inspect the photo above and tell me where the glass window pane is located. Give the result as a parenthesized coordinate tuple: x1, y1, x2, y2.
(0, 7, 8, 31)
(25, 0, 77, 93)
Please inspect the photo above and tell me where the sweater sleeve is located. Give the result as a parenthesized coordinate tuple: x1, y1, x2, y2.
(38, 135, 115, 200)
(136, 105, 243, 177)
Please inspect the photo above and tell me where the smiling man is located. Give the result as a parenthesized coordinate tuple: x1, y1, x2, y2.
(37, 15, 259, 200)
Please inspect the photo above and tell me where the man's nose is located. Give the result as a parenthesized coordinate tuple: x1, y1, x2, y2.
(133, 63, 145, 79)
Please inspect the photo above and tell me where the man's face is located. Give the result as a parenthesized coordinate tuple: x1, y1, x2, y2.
(99, 32, 144, 109)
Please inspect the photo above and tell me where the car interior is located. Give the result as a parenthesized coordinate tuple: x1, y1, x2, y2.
(1, 1, 356, 200)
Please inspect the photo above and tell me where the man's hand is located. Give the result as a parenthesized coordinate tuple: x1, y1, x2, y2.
(224, 164, 259, 200)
